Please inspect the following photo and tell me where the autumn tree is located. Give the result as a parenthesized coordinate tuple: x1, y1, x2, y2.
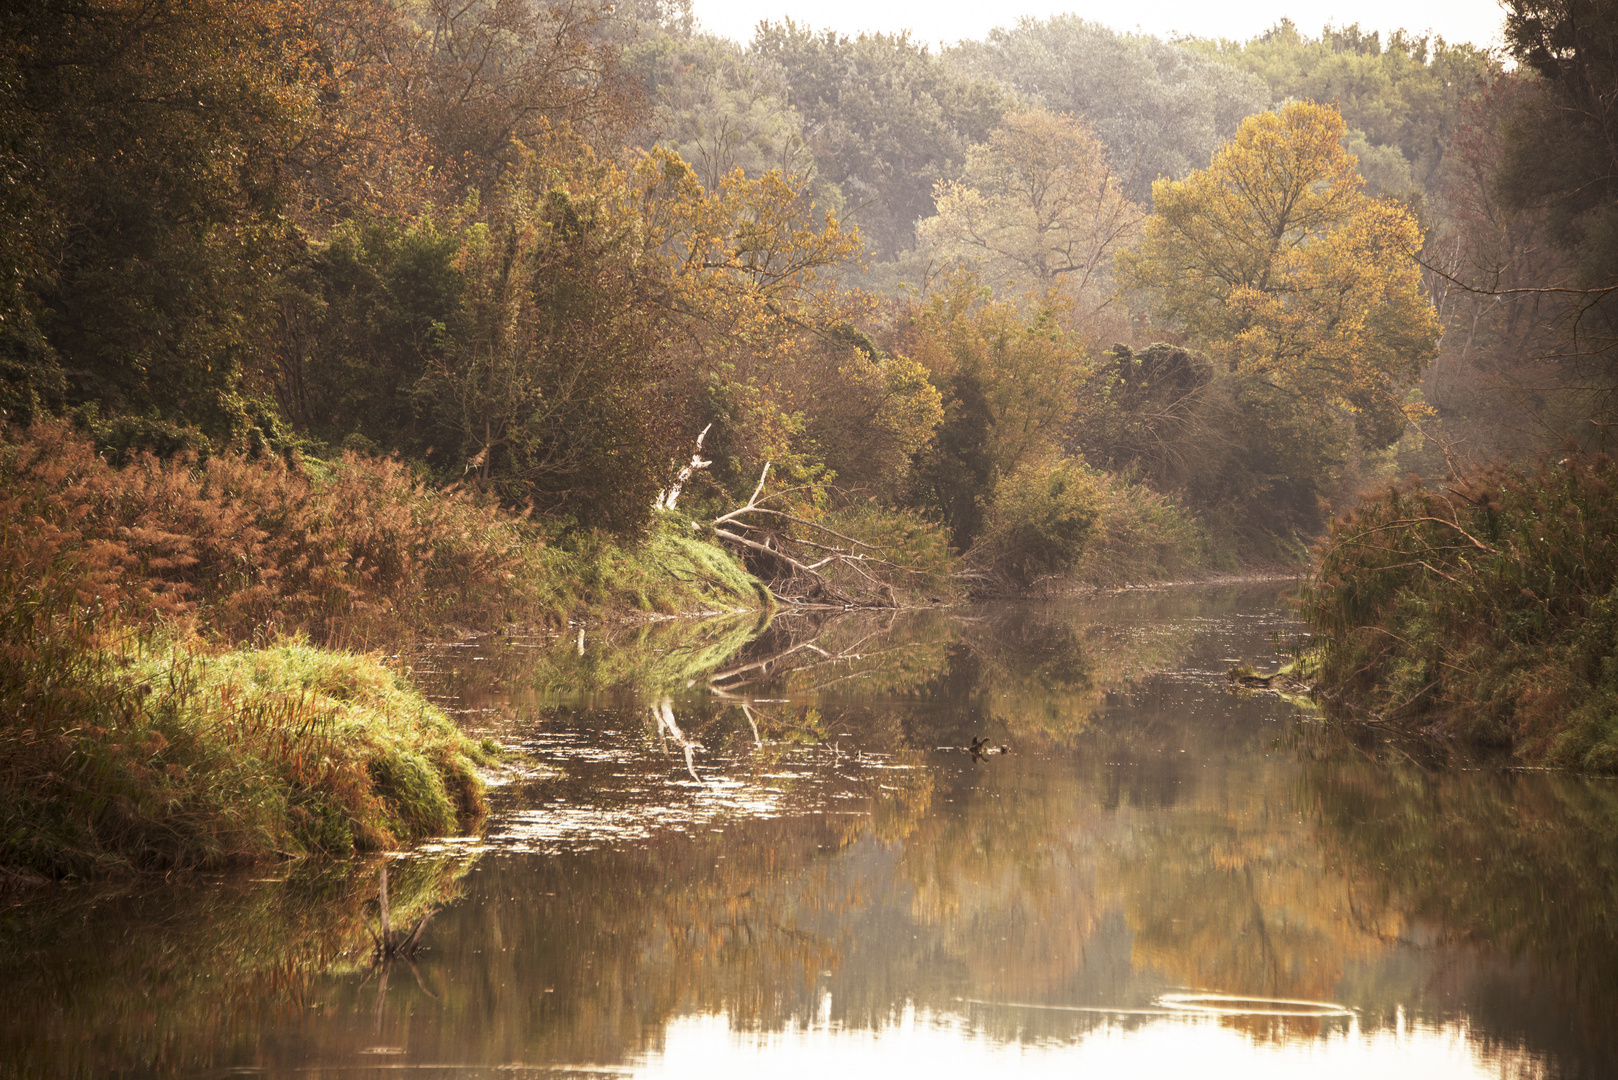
(1122, 101, 1440, 535)
(919, 108, 1141, 321)
(409, 0, 643, 192)
(888, 276, 1090, 551)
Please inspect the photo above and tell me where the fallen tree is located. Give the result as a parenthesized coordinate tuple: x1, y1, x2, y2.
(704, 463, 953, 608)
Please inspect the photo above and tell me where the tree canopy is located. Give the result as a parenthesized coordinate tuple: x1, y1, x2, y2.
(919, 109, 1142, 318)
(1123, 101, 1439, 530)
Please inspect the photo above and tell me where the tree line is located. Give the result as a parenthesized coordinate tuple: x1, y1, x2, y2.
(2, 0, 1608, 579)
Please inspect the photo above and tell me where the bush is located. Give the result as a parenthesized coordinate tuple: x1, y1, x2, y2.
(970, 456, 1102, 589)
(0, 420, 538, 645)
(1069, 472, 1210, 586)
(1301, 452, 1618, 769)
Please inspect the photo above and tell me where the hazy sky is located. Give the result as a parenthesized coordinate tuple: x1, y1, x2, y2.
(688, 0, 1509, 52)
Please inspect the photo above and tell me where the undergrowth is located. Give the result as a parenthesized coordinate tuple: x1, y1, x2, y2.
(1300, 452, 1618, 770)
(1070, 471, 1211, 586)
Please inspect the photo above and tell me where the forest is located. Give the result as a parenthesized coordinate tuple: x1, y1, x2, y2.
(2, 0, 1616, 874)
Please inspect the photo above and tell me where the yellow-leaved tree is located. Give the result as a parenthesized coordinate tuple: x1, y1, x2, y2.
(1121, 101, 1439, 535)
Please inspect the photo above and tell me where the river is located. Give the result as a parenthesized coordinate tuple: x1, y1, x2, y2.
(2, 582, 1614, 1078)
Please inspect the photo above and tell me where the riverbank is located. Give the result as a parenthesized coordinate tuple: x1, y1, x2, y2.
(0, 418, 1232, 877)
(0, 422, 775, 877)
(1299, 452, 1618, 772)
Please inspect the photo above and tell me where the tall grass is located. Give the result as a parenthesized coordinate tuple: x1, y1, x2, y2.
(1301, 452, 1618, 770)
(1, 630, 491, 877)
(1069, 471, 1211, 586)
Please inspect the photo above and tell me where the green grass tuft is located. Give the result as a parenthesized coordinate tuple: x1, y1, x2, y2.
(1, 633, 489, 877)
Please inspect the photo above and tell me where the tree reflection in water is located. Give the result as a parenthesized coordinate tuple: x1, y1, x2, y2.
(1, 583, 1614, 1077)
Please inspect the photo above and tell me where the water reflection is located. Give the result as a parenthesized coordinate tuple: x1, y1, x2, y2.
(1, 583, 1614, 1078)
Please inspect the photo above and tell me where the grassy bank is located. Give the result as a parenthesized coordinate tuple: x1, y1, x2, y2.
(1, 633, 492, 877)
(0, 421, 771, 876)
(1300, 452, 1618, 771)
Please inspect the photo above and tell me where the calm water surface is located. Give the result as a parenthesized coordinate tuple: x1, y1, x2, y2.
(3, 583, 1615, 1078)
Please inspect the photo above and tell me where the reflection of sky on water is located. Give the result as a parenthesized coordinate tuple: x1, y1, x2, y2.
(638, 1010, 1536, 1080)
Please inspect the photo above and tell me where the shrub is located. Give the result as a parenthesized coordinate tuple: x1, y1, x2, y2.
(1301, 452, 1618, 769)
(0, 420, 538, 645)
(1069, 472, 1210, 586)
(970, 456, 1102, 589)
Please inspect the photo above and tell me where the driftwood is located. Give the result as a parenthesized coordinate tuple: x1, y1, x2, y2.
(656, 423, 713, 511)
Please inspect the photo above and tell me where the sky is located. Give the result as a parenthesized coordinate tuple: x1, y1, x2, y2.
(688, 0, 1509, 52)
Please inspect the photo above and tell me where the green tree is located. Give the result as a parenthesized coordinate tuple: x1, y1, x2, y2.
(948, 17, 1271, 204)
(627, 32, 834, 209)
(1187, 21, 1497, 196)
(0, 0, 318, 441)
(749, 23, 1008, 259)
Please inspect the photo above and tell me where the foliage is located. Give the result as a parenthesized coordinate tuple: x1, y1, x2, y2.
(0, 0, 313, 441)
(269, 217, 464, 453)
(1067, 343, 1217, 492)
(408, 0, 643, 191)
(1494, 0, 1618, 422)
(1301, 452, 1618, 769)
(782, 330, 944, 499)
(1123, 101, 1441, 536)
(749, 22, 1010, 259)
(419, 146, 675, 531)
(919, 108, 1142, 320)
(889, 276, 1090, 550)
(948, 17, 1271, 204)
(1068, 472, 1212, 585)
(0, 420, 543, 646)
(968, 455, 1102, 589)
(627, 31, 835, 208)
(1187, 20, 1498, 195)
(0, 627, 490, 877)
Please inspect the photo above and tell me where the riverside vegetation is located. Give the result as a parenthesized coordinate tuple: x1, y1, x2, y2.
(2, 0, 1616, 876)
